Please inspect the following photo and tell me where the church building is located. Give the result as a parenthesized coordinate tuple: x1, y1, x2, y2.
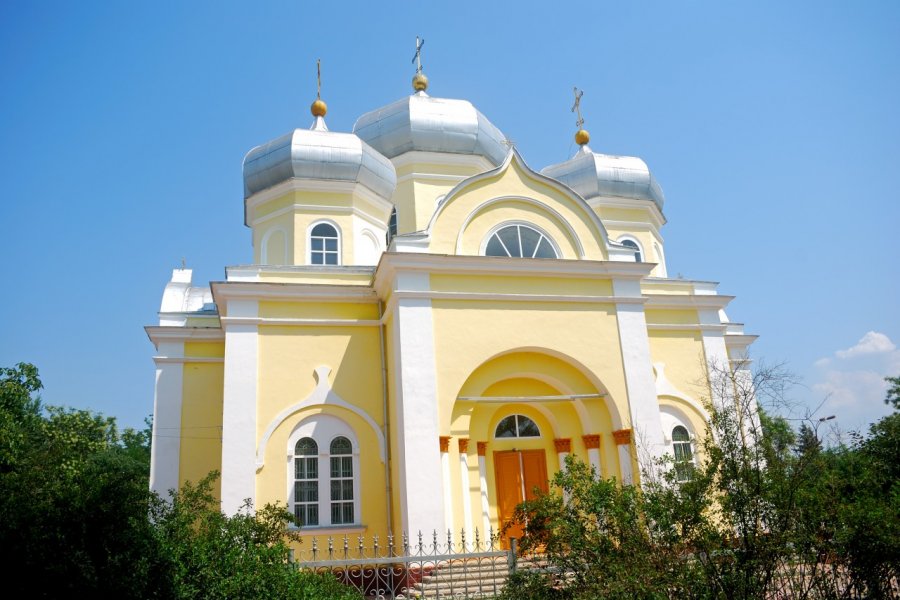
(146, 62, 756, 547)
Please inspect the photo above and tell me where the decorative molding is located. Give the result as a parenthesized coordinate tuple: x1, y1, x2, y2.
(647, 323, 728, 332)
(476, 441, 487, 456)
(553, 438, 572, 453)
(644, 295, 734, 310)
(459, 199, 582, 258)
(612, 429, 632, 446)
(255, 366, 385, 470)
(458, 438, 469, 454)
(153, 356, 224, 364)
(220, 317, 380, 328)
(457, 392, 605, 403)
(582, 434, 601, 450)
(439, 436, 451, 453)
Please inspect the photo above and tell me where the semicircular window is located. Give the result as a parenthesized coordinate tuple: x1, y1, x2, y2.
(485, 224, 557, 259)
(495, 414, 541, 438)
(620, 239, 642, 262)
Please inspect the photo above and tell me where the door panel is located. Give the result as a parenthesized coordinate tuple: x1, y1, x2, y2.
(493, 449, 547, 549)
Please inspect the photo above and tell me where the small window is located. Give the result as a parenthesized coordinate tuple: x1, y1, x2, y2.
(329, 436, 354, 525)
(672, 425, 693, 481)
(495, 414, 541, 438)
(386, 208, 398, 246)
(293, 438, 319, 526)
(310, 223, 339, 265)
(485, 224, 557, 259)
(620, 239, 642, 262)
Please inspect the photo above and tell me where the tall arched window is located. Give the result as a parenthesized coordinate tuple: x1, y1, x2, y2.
(329, 436, 354, 525)
(293, 438, 319, 526)
(385, 208, 398, 246)
(672, 425, 694, 481)
(495, 414, 541, 438)
(485, 224, 557, 259)
(310, 222, 339, 265)
(620, 239, 642, 262)
(288, 416, 360, 528)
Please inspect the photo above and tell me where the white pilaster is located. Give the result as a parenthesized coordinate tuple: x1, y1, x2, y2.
(440, 438, 454, 535)
(699, 308, 734, 413)
(587, 448, 602, 477)
(150, 340, 184, 499)
(613, 278, 667, 469)
(458, 440, 473, 538)
(221, 299, 259, 515)
(391, 271, 445, 536)
(477, 443, 491, 538)
(617, 443, 634, 484)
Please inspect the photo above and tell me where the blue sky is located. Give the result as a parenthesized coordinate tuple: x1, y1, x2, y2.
(1, 1, 898, 434)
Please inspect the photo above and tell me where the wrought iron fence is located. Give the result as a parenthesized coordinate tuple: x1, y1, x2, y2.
(291, 529, 517, 599)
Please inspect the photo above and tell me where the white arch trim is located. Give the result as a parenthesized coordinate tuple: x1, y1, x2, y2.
(306, 219, 343, 266)
(463, 206, 575, 258)
(260, 226, 289, 265)
(653, 362, 709, 422)
(256, 365, 385, 471)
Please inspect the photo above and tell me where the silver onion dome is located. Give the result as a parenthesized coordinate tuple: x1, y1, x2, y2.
(243, 117, 397, 200)
(352, 91, 507, 166)
(541, 146, 665, 210)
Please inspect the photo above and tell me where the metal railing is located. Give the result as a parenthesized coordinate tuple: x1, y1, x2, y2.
(292, 529, 516, 599)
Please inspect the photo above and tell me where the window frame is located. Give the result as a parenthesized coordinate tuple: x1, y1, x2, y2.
(307, 220, 341, 266)
(481, 221, 560, 259)
(494, 414, 542, 439)
(287, 415, 360, 529)
(671, 425, 694, 482)
(617, 236, 643, 263)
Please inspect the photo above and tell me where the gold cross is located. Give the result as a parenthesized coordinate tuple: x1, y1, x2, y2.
(316, 58, 322, 99)
(412, 36, 425, 73)
(571, 86, 585, 129)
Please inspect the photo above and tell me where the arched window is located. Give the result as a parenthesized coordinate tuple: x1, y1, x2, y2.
(293, 438, 319, 526)
(620, 239, 642, 262)
(329, 436, 354, 525)
(386, 208, 397, 246)
(672, 425, 694, 481)
(310, 222, 339, 265)
(495, 414, 541, 438)
(288, 416, 360, 528)
(485, 224, 558, 259)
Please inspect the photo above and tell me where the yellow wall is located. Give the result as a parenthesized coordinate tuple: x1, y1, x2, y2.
(179, 361, 224, 496)
(648, 331, 709, 401)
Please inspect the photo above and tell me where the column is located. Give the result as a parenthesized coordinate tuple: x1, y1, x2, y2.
(458, 438, 473, 538)
(613, 429, 634, 484)
(149, 341, 184, 499)
(613, 278, 667, 471)
(221, 300, 258, 515)
(582, 434, 602, 478)
(477, 442, 491, 539)
(440, 436, 454, 536)
(390, 272, 445, 536)
(553, 438, 571, 471)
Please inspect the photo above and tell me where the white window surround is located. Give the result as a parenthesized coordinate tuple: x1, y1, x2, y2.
(617, 235, 644, 263)
(307, 220, 342, 266)
(260, 227, 289, 265)
(286, 414, 361, 529)
(659, 407, 696, 480)
(481, 221, 561, 259)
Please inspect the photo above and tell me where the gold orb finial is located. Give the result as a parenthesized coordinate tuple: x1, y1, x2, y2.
(575, 128, 590, 146)
(311, 98, 327, 117)
(412, 72, 428, 92)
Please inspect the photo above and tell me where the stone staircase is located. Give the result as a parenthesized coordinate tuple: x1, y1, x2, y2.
(399, 556, 548, 599)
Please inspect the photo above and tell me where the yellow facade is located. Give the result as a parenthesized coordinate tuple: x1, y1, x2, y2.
(146, 81, 757, 549)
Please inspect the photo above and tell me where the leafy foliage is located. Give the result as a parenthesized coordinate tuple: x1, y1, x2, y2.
(0, 363, 361, 599)
(502, 365, 900, 600)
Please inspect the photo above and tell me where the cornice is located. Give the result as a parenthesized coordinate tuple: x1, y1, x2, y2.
(643, 294, 734, 310)
(211, 281, 379, 305)
(145, 326, 225, 346)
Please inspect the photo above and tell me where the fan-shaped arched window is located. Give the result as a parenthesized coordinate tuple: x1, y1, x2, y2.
(293, 438, 319, 526)
(485, 224, 557, 259)
(495, 414, 541, 438)
(329, 436, 354, 525)
(310, 222, 339, 265)
(621, 239, 642, 262)
(672, 425, 693, 481)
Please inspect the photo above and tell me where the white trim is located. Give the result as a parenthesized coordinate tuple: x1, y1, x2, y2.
(153, 356, 224, 364)
(256, 366, 385, 469)
(478, 218, 565, 259)
(643, 295, 734, 310)
(390, 150, 495, 171)
(459, 200, 577, 258)
(149, 341, 184, 500)
(220, 317, 380, 327)
(244, 178, 393, 226)
(251, 203, 388, 232)
(653, 362, 710, 420)
(647, 323, 728, 332)
(307, 219, 342, 266)
(587, 447, 602, 478)
(617, 444, 634, 484)
(458, 393, 604, 402)
(286, 413, 362, 528)
(145, 326, 225, 345)
(441, 448, 454, 535)
(220, 301, 259, 515)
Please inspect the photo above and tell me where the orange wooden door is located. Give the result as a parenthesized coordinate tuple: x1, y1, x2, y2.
(493, 450, 547, 549)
